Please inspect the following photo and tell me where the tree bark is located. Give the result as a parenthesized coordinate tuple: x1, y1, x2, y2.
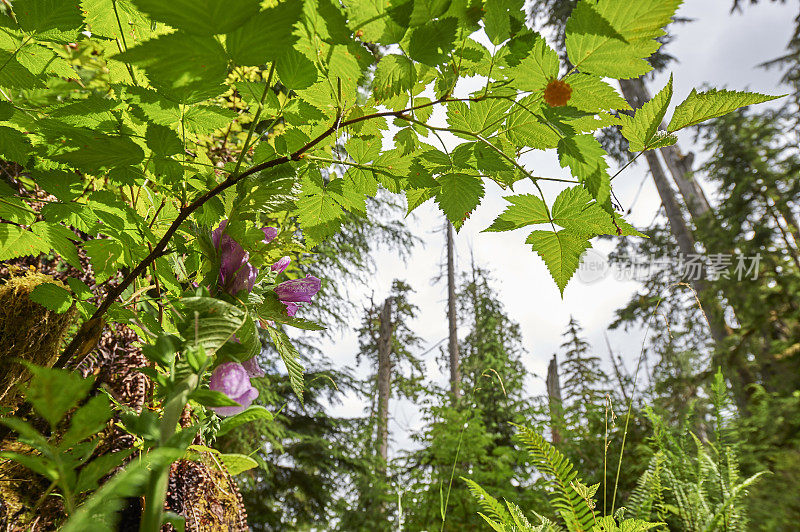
(446, 222, 461, 401)
(377, 297, 393, 469)
(546, 354, 564, 444)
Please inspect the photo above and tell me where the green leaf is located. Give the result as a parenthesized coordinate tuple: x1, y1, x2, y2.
(15, 0, 84, 42)
(225, 1, 302, 65)
(234, 166, 299, 219)
(0, 126, 33, 165)
(53, 134, 145, 172)
(61, 395, 113, 448)
(296, 171, 346, 247)
(565, 0, 681, 79)
(484, 194, 549, 232)
(619, 75, 676, 152)
(277, 48, 318, 90)
(556, 134, 611, 207)
(503, 102, 561, 149)
(74, 450, 134, 493)
(434, 173, 484, 231)
(81, 0, 154, 41)
(146, 123, 183, 156)
(551, 186, 644, 237)
(216, 405, 274, 436)
(0, 450, 56, 479)
(24, 364, 94, 429)
(504, 36, 559, 93)
(446, 98, 512, 139)
(190, 389, 242, 408)
(667, 88, 783, 132)
(266, 326, 305, 402)
(257, 293, 327, 331)
(114, 33, 229, 104)
(483, 0, 525, 45)
(219, 453, 258, 475)
(373, 54, 415, 101)
(179, 297, 246, 355)
(407, 17, 457, 66)
(29, 282, 73, 313)
(527, 229, 591, 295)
(62, 448, 184, 532)
(131, 0, 261, 35)
(564, 73, 631, 112)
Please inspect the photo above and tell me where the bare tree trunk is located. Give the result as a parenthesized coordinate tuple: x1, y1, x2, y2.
(446, 222, 461, 401)
(546, 355, 563, 444)
(377, 297, 393, 470)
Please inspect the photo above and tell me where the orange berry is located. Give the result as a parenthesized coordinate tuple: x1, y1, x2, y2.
(543, 79, 573, 107)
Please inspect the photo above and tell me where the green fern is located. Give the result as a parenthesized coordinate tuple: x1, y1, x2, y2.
(513, 423, 597, 531)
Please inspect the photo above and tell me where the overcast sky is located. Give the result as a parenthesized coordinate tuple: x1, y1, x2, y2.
(311, 1, 797, 454)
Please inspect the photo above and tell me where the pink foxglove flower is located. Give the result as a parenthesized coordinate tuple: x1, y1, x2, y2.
(284, 302, 300, 317)
(209, 362, 259, 417)
(274, 275, 321, 303)
(242, 357, 265, 378)
(213, 220, 258, 295)
(271, 256, 291, 273)
(274, 275, 321, 316)
(262, 226, 278, 243)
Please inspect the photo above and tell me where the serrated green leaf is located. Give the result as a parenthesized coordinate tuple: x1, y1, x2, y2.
(557, 134, 611, 207)
(277, 48, 318, 90)
(565, 73, 632, 112)
(216, 405, 273, 436)
(619, 75, 675, 151)
(483, 0, 525, 45)
(434, 173, 484, 231)
(53, 134, 145, 172)
(504, 36, 559, 93)
(61, 395, 113, 448)
(115, 33, 229, 104)
(566, 0, 681, 79)
(267, 326, 305, 402)
(225, 1, 302, 65)
(179, 297, 246, 355)
(0, 126, 33, 165)
(24, 364, 94, 429)
(81, 0, 154, 41)
(484, 194, 549, 232)
(527, 229, 591, 295)
(219, 453, 258, 475)
(29, 282, 73, 313)
(0, 223, 49, 261)
(407, 17, 457, 66)
(373, 54, 415, 101)
(446, 98, 512, 139)
(15, 0, 84, 42)
(667, 88, 783, 132)
(132, 0, 261, 35)
(551, 186, 644, 237)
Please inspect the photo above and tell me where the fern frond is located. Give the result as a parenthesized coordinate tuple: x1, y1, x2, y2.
(513, 424, 596, 531)
(627, 453, 666, 525)
(462, 477, 511, 530)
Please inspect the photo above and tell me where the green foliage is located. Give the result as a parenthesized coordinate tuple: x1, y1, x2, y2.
(466, 424, 662, 532)
(0, 366, 128, 516)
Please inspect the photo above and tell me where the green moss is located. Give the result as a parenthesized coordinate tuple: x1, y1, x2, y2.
(0, 270, 75, 409)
